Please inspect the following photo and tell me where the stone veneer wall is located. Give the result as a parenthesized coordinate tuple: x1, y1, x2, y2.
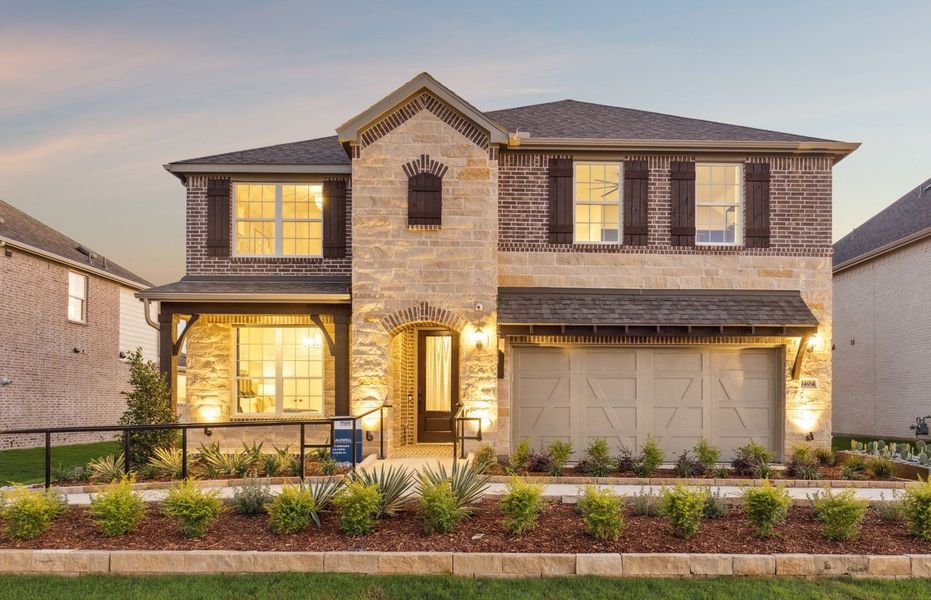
(388, 329, 417, 447)
(181, 315, 336, 449)
(350, 107, 499, 456)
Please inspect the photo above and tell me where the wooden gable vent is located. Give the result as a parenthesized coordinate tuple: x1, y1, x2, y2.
(404, 155, 448, 227)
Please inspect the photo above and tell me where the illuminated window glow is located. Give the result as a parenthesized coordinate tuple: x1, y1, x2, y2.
(235, 327, 324, 416)
(574, 162, 621, 243)
(234, 183, 323, 257)
(696, 164, 742, 245)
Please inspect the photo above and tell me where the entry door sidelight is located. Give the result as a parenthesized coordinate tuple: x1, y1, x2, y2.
(417, 330, 459, 443)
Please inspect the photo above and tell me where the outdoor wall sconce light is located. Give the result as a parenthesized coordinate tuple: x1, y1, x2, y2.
(806, 332, 824, 353)
(472, 325, 489, 350)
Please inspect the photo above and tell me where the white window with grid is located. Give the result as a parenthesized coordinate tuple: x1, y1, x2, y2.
(67, 271, 87, 323)
(233, 183, 323, 257)
(234, 326, 324, 416)
(574, 162, 622, 243)
(696, 163, 742, 245)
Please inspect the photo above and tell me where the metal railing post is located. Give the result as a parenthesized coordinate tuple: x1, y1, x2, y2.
(299, 424, 306, 481)
(181, 428, 188, 480)
(379, 407, 384, 459)
(351, 417, 357, 471)
(44, 431, 51, 489)
(123, 430, 131, 475)
(460, 419, 466, 459)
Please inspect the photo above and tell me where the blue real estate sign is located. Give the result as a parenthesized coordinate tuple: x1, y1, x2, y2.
(331, 419, 363, 464)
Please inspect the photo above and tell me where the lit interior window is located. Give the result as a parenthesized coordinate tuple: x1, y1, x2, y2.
(574, 162, 621, 243)
(235, 327, 324, 416)
(234, 183, 323, 257)
(696, 164, 742, 245)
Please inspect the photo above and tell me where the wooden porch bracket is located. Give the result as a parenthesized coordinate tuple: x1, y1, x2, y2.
(172, 314, 200, 356)
(308, 314, 336, 354)
(791, 333, 811, 380)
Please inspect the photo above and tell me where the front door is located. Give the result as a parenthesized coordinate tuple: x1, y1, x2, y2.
(417, 330, 459, 443)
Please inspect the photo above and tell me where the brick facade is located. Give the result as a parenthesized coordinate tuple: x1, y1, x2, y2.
(498, 152, 832, 256)
(0, 250, 136, 448)
(184, 175, 352, 277)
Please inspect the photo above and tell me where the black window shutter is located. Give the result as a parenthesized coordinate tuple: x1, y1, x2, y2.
(408, 172, 442, 226)
(669, 161, 696, 247)
(548, 157, 573, 244)
(206, 177, 231, 257)
(745, 163, 771, 248)
(323, 180, 347, 258)
(623, 160, 649, 245)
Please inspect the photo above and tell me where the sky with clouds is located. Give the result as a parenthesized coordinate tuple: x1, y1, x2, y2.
(2, 0, 929, 284)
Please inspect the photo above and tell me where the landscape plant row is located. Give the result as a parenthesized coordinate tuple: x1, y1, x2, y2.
(5, 467, 931, 545)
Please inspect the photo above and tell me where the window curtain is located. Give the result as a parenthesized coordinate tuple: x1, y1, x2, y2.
(425, 336, 452, 411)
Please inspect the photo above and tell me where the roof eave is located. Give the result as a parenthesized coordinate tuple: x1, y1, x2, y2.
(0, 235, 149, 290)
(508, 138, 860, 160)
(833, 226, 931, 274)
(335, 72, 509, 146)
(164, 163, 352, 177)
(134, 291, 351, 303)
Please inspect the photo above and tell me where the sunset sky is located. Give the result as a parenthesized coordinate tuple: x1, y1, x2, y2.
(2, 0, 929, 284)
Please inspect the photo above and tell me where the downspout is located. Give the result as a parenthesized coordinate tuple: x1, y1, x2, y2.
(143, 298, 159, 330)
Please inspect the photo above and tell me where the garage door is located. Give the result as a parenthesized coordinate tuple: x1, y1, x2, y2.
(513, 346, 782, 461)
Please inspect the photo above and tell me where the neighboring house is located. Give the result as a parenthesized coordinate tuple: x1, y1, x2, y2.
(0, 199, 156, 448)
(833, 177, 931, 440)
(139, 72, 858, 460)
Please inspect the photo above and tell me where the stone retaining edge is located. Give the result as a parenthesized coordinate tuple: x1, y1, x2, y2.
(1, 550, 928, 578)
(485, 476, 919, 488)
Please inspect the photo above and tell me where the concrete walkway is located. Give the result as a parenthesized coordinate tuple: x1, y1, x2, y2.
(55, 480, 903, 506)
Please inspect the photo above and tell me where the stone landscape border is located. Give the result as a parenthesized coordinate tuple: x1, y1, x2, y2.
(1, 549, 929, 578)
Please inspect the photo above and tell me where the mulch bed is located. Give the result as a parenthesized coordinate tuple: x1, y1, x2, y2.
(2, 500, 927, 555)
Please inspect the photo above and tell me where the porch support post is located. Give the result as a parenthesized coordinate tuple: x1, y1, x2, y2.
(334, 312, 350, 416)
(158, 307, 178, 412)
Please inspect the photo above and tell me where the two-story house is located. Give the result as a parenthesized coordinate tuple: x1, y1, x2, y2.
(139, 73, 858, 460)
(0, 199, 156, 448)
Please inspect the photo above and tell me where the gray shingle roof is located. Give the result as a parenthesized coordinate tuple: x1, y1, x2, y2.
(138, 276, 351, 299)
(486, 100, 834, 142)
(171, 135, 350, 166)
(833, 176, 931, 268)
(0, 199, 151, 287)
(498, 288, 818, 328)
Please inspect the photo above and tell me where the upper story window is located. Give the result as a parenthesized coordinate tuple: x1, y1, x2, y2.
(233, 183, 323, 257)
(696, 164, 742, 245)
(67, 271, 88, 323)
(574, 162, 622, 243)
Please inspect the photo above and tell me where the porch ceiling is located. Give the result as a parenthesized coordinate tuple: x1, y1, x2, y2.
(497, 287, 819, 337)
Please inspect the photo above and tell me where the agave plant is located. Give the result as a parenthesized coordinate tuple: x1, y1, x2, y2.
(241, 441, 264, 465)
(418, 460, 490, 513)
(261, 453, 283, 476)
(273, 444, 298, 475)
(148, 447, 184, 479)
(87, 454, 125, 483)
(308, 477, 344, 524)
(349, 465, 415, 517)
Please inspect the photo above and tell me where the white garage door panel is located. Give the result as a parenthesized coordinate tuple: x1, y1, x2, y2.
(515, 347, 782, 460)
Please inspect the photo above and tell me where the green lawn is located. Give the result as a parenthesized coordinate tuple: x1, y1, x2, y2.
(0, 441, 119, 485)
(1, 574, 930, 600)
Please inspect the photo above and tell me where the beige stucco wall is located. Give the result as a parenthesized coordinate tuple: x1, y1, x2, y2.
(833, 238, 931, 439)
(350, 109, 499, 455)
(498, 252, 833, 457)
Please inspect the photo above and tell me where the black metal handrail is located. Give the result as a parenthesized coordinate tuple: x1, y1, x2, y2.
(452, 406, 482, 460)
(1, 405, 390, 489)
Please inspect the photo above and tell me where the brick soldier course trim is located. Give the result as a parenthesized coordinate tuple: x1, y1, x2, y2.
(380, 302, 469, 336)
(359, 91, 491, 150)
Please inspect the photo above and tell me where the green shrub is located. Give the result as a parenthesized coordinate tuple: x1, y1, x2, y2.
(731, 442, 775, 476)
(660, 485, 709, 538)
(332, 481, 381, 536)
(641, 435, 664, 472)
(89, 477, 146, 536)
(693, 438, 720, 471)
(118, 349, 178, 466)
(903, 478, 931, 540)
(148, 447, 184, 479)
(349, 465, 414, 517)
(876, 493, 905, 522)
(786, 455, 820, 480)
(546, 440, 573, 476)
(742, 481, 791, 538)
(615, 448, 635, 473)
(815, 447, 836, 466)
(630, 488, 660, 517)
(673, 451, 704, 478)
(500, 477, 544, 535)
(810, 488, 868, 540)
(509, 439, 531, 472)
(266, 485, 318, 534)
(272, 444, 298, 476)
(160, 480, 224, 538)
(419, 479, 463, 534)
(1, 487, 67, 540)
(752, 459, 774, 480)
(473, 445, 498, 474)
(869, 457, 894, 479)
(261, 453, 283, 477)
(312, 449, 338, 476)
(703, 491, 730, 519)
(789, 444, 815, 463)
(231, 478, 272, 515)
(577, 485, 624, 541)
(419, 460, 489, 511)
(52, 463, 89, 483)
(841, 455, 868, 480)
(87, 454, 125, 483)
(578, 438, 615, 477)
